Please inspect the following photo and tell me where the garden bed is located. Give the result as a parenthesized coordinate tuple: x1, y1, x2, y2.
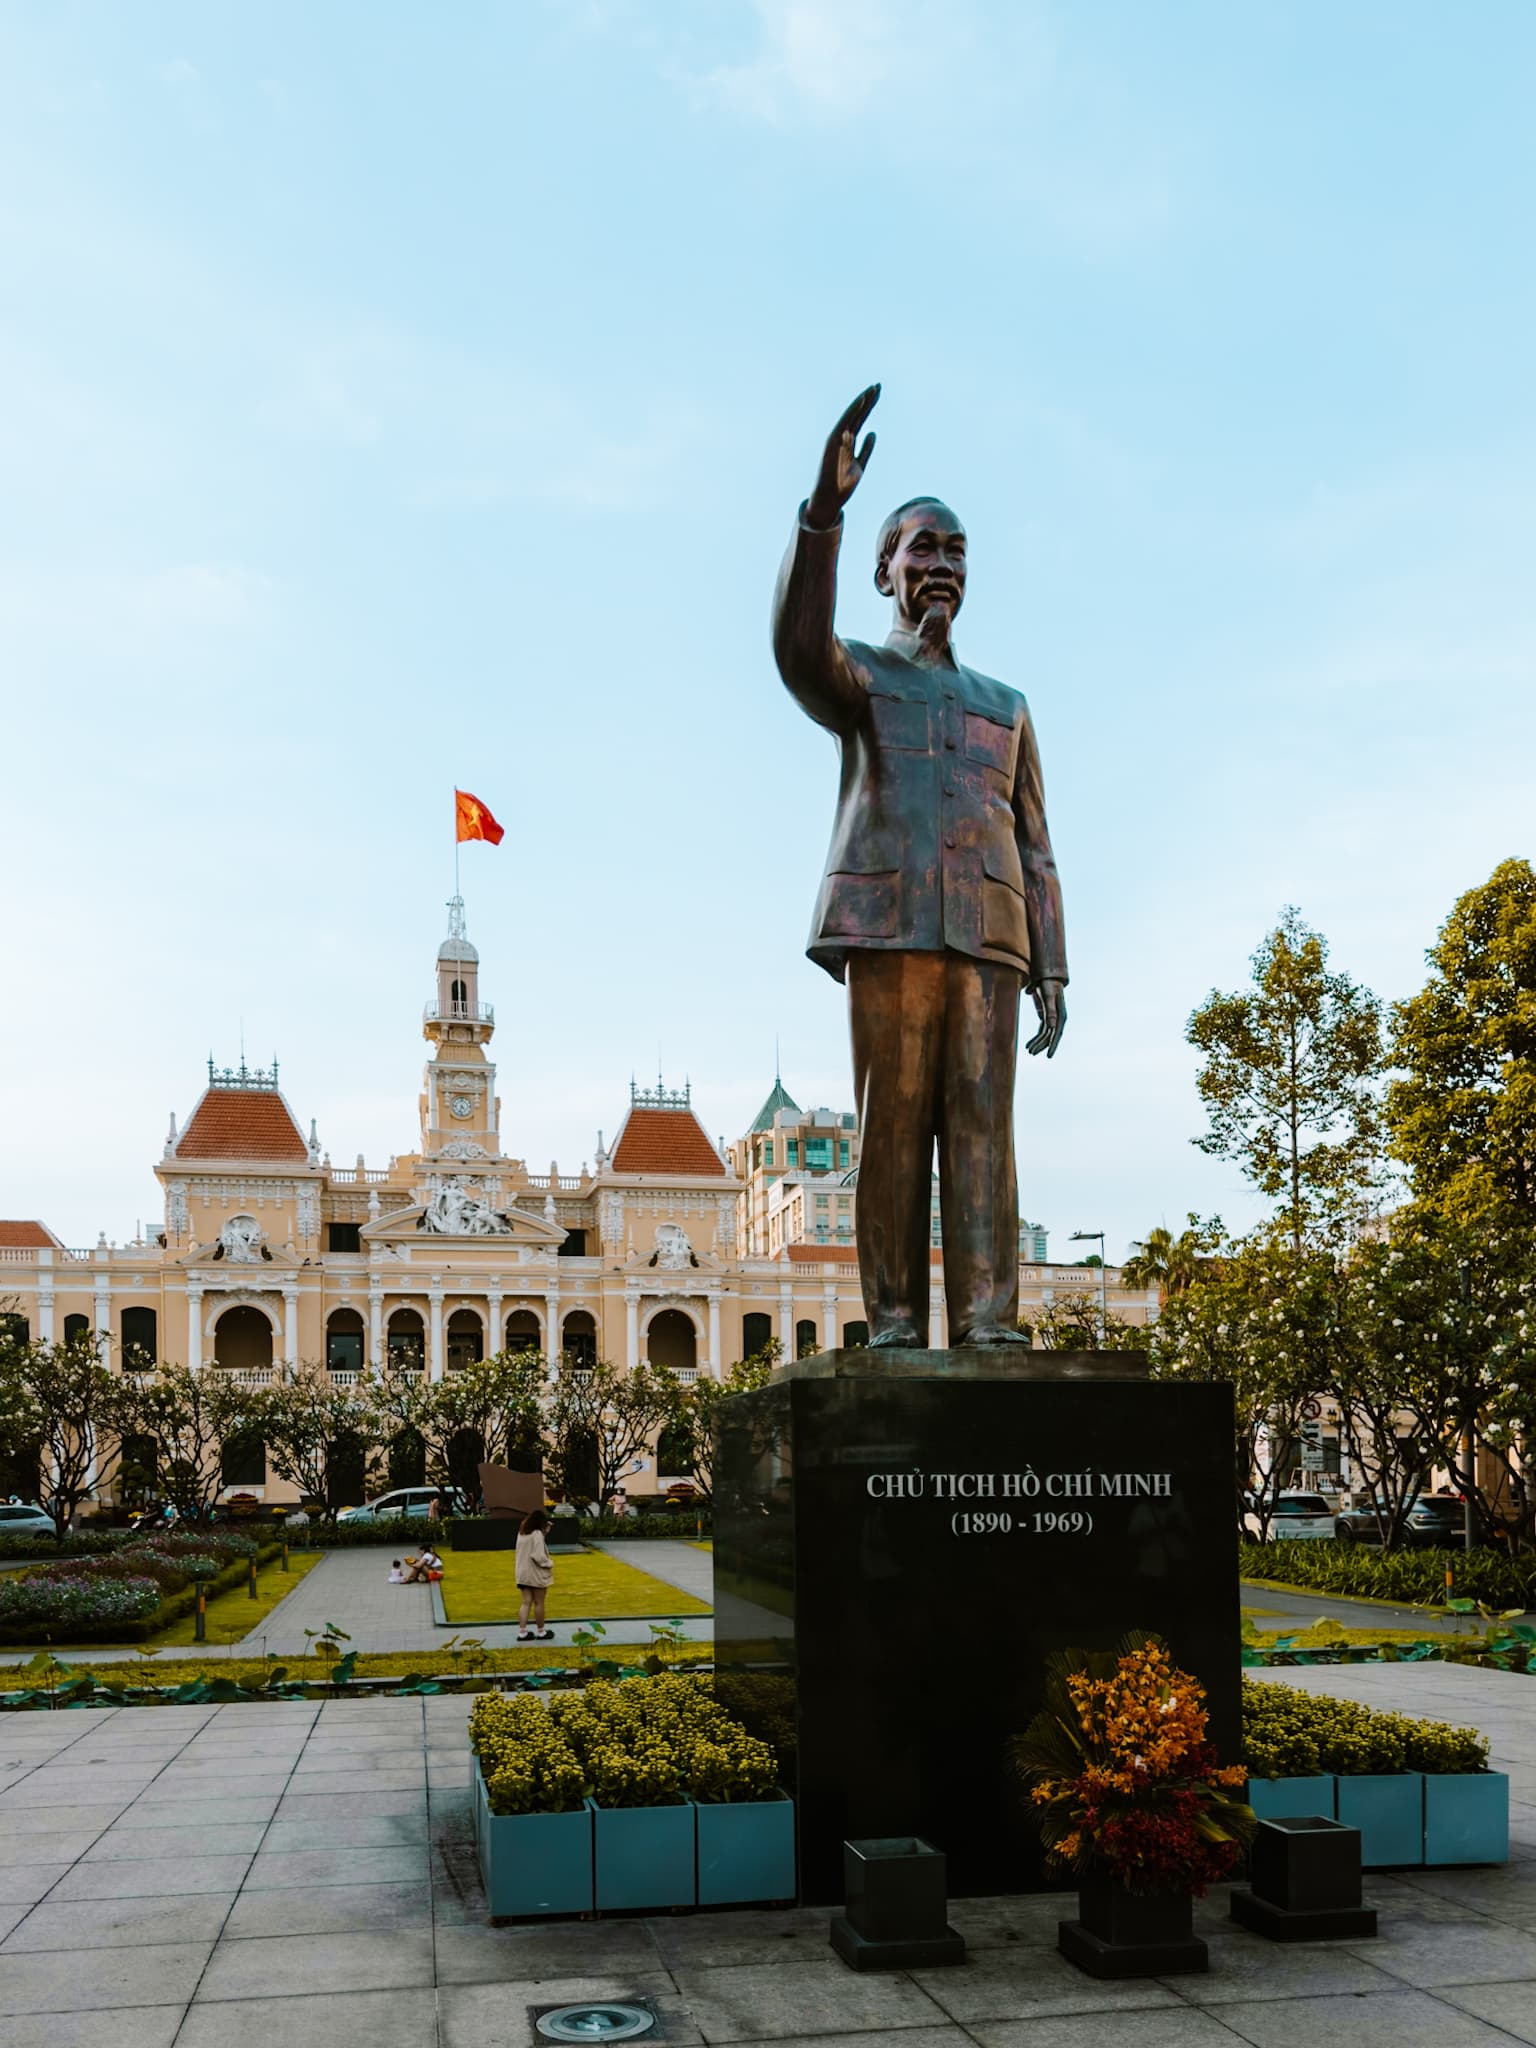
(1239, 1540, 1536, 1610)
(0, 1531, 277, 1645)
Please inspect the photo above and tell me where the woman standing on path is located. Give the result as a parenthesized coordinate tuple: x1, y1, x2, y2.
(515, 1508, 555, 1642)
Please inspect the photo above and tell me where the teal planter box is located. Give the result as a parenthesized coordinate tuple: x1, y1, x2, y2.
(696, 1794, 796, 1905)
(472, 1758, 593, 1917)
(1247, 1776, 1335, 1822)
(590, 1798, 696, 1910)
(1424, 1773, 1509, 1866)
(1336, 1773, 1424, 1867)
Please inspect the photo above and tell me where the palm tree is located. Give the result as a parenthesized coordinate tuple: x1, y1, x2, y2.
(1121, 1215, 1220, 1299)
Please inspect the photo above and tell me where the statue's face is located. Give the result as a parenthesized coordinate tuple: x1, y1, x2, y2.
(877, 502, 967, 628)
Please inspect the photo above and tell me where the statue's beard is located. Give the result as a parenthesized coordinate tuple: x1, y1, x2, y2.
(918, 601, 953, 651)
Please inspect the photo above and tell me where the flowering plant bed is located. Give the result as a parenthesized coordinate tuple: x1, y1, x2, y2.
(0, 1535, 275, 1644)
(1013, 1632, 1253, 1896)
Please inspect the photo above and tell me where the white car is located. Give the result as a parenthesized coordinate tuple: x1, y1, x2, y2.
(336, 1486, 455, 1525)
(0, 1502, 57, 1539)
(1246, 1491, 1336, 1542)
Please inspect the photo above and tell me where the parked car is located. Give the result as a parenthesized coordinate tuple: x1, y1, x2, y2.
(336, 1486, 464, 1525)
(0, 1502, 56, 1539)
(1244, 1491, 1337, 1541)
(1336, 1495, 1470, 1547)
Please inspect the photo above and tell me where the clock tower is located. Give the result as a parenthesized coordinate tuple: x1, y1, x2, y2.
(420, 896, 500, 1160)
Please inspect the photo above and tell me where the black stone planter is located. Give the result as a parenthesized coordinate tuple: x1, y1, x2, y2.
(829, 1837, 965, 1971)
(1231, 1816, 1377, 1941)
(1058, 1874, 1207, 1978)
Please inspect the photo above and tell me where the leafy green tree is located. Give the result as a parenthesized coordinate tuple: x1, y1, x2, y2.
(1120, 1215, 1223, 1299)
(1188, 908, 1383, 1250)
(0, 1331, 132, 1540)
(680, 1344, 779, 1502)
(1029, 1294, 1143, 1352)
(251, 1364, 381, 1523)
(119, 1361, 250, 1523)
(1387, 858, 1536, 1229)
(546, 1359, 679, 1507)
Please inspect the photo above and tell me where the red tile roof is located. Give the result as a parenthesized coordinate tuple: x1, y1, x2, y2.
(0, 1220, 60, 1249)
(176, 1089, 308, 1162)
(610, 1107, 725, 1178)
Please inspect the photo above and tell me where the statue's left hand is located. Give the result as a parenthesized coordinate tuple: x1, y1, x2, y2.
(1026, 980, 1067, 1059)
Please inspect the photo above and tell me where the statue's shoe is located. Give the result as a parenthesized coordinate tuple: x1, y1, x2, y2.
(955, 1324, 1032, 1347)
(867, 1325, 922, 1349)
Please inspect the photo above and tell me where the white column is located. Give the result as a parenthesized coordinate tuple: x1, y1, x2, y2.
(487, 1288, 504, 1358)
(545, 1279, 562, 1367)
(707, 1290, 721, 1376)
(778, 1281, 794, 1356)
(186, 1283, 204, 1370)
(282, 1286, 299, 1368)
(625, 1289, 640, 1371)
(822, 1283, 838, 1352)
(428, 1285, 445, 1382)
(368, 1288, 384, 1369)
(94, 1284, 112, 1360)
(36, 1250, 55, 1343)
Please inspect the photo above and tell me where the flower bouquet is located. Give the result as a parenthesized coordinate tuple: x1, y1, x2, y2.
(1012, 1631, 1254, 1977)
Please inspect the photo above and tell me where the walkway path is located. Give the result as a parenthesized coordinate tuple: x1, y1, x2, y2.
(1243, 1578, 1494, 1638)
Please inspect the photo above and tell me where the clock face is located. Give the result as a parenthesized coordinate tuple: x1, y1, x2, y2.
(449, 1094, 474, 1120)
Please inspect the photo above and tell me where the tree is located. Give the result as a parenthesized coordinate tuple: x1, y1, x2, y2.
(1188, 909, 1383, 1250)
(1149, 1234, 1342, 1539)
(251, 1364, 381, 1523)
(546, 1360, 679, 1507)
(1120, 1215, 1223, 1298)
(0, 1331, 132, 1540)
(1028, 1295, 1142, 1352)
(1388, 858, 1536, 1230)
(119, 1362, 250, 1523)
(680, 1344, 779, 1502)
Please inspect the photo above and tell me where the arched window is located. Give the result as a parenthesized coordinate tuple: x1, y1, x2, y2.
(450, 977, 468, 1016)
(842, 1321, 869, 1350)
(325, 1433, 368, 1511)
(121, 1306, 157, 1367)
(646, 1309, 696, 1375)
(220, 1427, 266, 1487)
(325, 1308, 365, 1373)
(562, 1310, 597, 1371)
(742, 1311, 773, 1360)
(795, 1319, 819, 1360)
(446, 1308, 483, 1371)
(118, 1434, 157, 1507)
(446, 1428, 485, 1495)
(388, 1427, 427, 1490)
(505, 1309, 541, 1356)
(214, 1305, 273, 1373)
(387, 1308, 425, 1370)
(63, 1313, 91, 1349)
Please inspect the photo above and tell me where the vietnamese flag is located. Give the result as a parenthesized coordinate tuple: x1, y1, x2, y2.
(455, 789, 504, 845)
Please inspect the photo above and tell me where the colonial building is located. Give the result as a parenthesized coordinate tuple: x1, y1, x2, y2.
(0, 904, 1160, 1501)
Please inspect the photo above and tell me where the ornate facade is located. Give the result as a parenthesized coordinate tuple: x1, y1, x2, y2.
(0, 905, 1160, 1499)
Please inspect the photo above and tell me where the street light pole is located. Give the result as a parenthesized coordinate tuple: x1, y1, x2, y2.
(1070, 1231, 1107, 1345)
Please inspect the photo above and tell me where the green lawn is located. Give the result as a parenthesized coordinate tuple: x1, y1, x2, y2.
(150, 1550, 324, 1648)
(439, 1548, 711, 1625)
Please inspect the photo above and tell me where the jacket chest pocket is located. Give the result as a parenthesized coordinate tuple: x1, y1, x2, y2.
(964, 710, 1015, 775)
(868, 690, 930, 752)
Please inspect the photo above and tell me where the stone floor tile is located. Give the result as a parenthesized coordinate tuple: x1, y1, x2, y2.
(0, 1911, 25, 1946)
(121, 1796, 280, 1828)
(0, 1805, 130, 1835)
(273, 1770, 424, 1797)
(1351, 1919, 1536, 1988)
(944, 1895, 1073, 1950)
(671, 1955, 952, 2042)
(0, 2003, 184, 2048)
(968, 2015, 1267, 2048)
(649, 1906, 835, 1973)
(175, 1985, 438, 2048)
(222, 1880, 431, 1939)
(1176, 1931, 1405, 2005)
(82, 1823, 267, 1863)
(913, 1948, 1185, 2024)
(439, 1975, 702, 2048)
(0, 1941, 211, 2016)
(48, 1857, 255, 1902)
(1440, 1980, 1536, 2043)
(432, 1920, 663, 1983)
(193, 1927, 436, 2002)
(275, 1788, 425, 1819)
(1222, 1986, 1517, 2045)
(1, 1893, 234, 1953)
(0, 1868, 72, 1907)
(259, 1812, 426, 1849)
(0, 1781, 152, 1809)
(241, 1846, 426, 1891)
(0, 1831, 106, 1868)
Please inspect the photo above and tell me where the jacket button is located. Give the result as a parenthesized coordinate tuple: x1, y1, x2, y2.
(944, 738, 956, 750)
(944, 835, 956, 849)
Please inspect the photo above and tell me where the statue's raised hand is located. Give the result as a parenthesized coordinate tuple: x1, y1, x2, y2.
(806, 384, 880, 529)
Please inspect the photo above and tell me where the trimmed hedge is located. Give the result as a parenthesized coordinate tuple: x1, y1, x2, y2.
(1240, 1540, 1536, 1610)
(1243, 1676, 1490, 1777)
(0, 1543, 280, 1645)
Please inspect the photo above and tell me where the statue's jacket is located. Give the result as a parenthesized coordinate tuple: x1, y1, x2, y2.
(773, 507, 1068, 991)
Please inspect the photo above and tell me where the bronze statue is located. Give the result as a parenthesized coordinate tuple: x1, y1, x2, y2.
(773, 385, 1068, 1349)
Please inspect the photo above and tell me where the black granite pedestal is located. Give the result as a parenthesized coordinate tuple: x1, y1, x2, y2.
(712, 1349, 1240, 1905)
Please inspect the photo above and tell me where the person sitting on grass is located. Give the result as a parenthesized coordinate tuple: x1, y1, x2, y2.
(516, 1508, 555, 1642)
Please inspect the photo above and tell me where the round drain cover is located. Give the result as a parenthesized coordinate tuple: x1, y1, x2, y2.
(535, 2005, 656, 2043)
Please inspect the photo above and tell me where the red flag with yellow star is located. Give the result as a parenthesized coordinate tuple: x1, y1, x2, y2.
(454, 789, 504, 845)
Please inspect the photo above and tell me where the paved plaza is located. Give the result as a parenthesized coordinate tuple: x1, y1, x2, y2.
(0, 1663, 1533, 2045)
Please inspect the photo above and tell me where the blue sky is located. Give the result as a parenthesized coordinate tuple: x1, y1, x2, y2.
(3, 2, 1534, 1259)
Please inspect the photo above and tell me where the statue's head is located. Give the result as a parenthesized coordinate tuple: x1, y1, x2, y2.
(875, 497, 967, 630)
